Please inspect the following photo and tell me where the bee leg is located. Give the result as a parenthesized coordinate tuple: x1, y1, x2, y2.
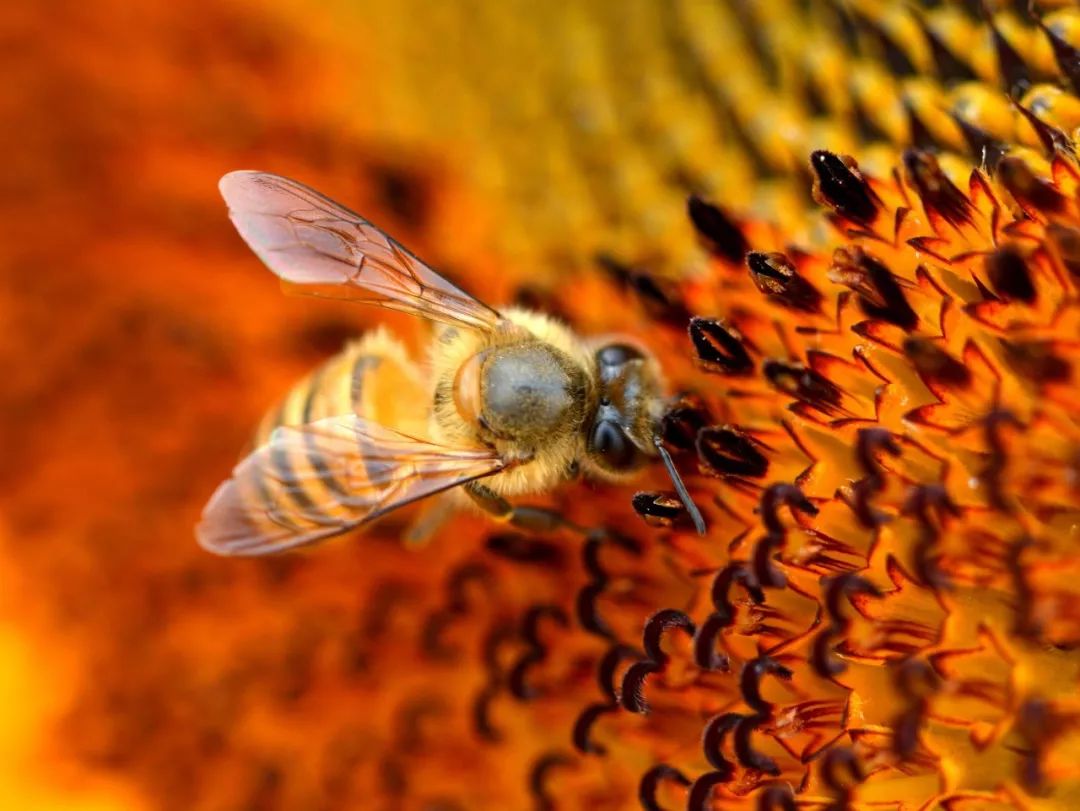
(403, 494, 457, 547)
(465, 482, 585, 534)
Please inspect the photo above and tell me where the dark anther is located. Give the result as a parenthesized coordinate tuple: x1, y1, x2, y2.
(733, 714, 781, 775)
(821, 746, 865, 809)
(756, 784, 797, 811)
(1001, 339, 1072, 384)
(638, 764, 691, 811)
(619, 663, 657, 713)
(480, 623, 515, 681)
(902, 149, 973, 227)
(809, 150, 878, 224)
(902, 485, 960, 589)
(1007, 536, 1042, 640)
(896, 657, 940, 700)
(576, 533, 640, 641)
(572, 703, 617, 755)
(746, 251, 823, 313)
(1048, 223, 1080, 278)
(902, 338, 972, 388)
(512, 284, 562, 317)
(950, 111, 1009, 171)
(642, 609, 696, 660)
(985, 246, 1037, 303)
(753, 531, 788, 589)
(369, 163, 429, 224)
(596, 253, 692, 328)
(763, 360, 844, 412)
(854, 10, 916, 76)
(831, 248, 918, 330)
(728, 0, 779, 85)
(740, 655, 794, 717)
(811, 574, 882, 677)
(379, 757, 408, 798)
(419, 616, 456, 661)
(852, 97, 892, 144)
(850, 428, 902, 528)
(892, 658, 939, 760)
(485, 533, 564, 567)
(508, 605, 569, 700)
(620, 609, 695, 714)
(598, 644, 642, 702)
(829, 1, 861, 54)
(688, 195, 749, 264)
(421, 563, 493, 660)
(1036, 15, 1080, 96)
(529, 752, 574, 811)
(889, 708, 924, 760)
(472, 684, 502, 743)
(702, 712, 744, 774)
(661, 393, 714, 451)
(801, 74, 828, 116)
(905, 103, 941, 152)
(689, 317, 755, 375)
(1013, 102, 1073, 158)
(915, 14, 977, 81)
(986, 11, 1032, 97)
(1014, 698, 1061, 795)
(582, 537, 605, 579)
(760, 483, 819, 536)
(997, 156, 1067, 215)
(894, 702, 925, 760)
(693, 563, 764, 670)
(693, 613, 732, 671)
(713, 562, 767, 610)
(753, 484, 818, 588)
(686, 771, 734, 811)
(447, 563, 491, 611)
(823, 574, 881, 630)
(575, 582, 611, 640)
(572, 644, 642, 754)
(246, 762, 283, 807)
(686, 708, 747, 807)
(696, 425, 770, 478)
(983, 409, 1023, 513)
(356, 580, 412, 643)
(633, 491, 695, 529)
(396, 698, 446, 752)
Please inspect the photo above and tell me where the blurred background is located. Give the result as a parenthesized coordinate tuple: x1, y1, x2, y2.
(1, 1, 744, 808)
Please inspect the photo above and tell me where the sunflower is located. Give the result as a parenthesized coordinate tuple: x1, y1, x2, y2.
(4, 1, 1080, 810)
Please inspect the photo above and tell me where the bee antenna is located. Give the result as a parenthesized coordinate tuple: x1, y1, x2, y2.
(653, 435, 707, 536)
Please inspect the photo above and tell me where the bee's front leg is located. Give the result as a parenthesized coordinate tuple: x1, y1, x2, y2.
(464, 482, 586, 534)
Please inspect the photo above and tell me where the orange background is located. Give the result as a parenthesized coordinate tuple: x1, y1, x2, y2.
(0, 2, 706, 808)
(1, 2, 499, 807)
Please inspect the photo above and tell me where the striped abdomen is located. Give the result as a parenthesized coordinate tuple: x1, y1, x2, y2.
(253, 327, 428, 446)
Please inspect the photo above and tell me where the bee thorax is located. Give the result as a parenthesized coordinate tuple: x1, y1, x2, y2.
(481, 343, 585, 445)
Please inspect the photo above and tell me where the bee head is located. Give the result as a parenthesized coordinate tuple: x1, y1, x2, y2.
(587, 341, 706, 535)
(586, 342, 660, 475)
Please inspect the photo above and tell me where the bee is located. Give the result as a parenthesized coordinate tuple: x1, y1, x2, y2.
(197, 171, 705, 556)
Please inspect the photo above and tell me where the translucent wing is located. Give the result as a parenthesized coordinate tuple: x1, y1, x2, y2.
(219, 171, 504, 332)
(197, 416, 507, 556)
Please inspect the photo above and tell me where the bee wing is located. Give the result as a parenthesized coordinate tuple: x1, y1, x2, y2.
(219, 171, 504, 332)
(197, 415, 507, 556)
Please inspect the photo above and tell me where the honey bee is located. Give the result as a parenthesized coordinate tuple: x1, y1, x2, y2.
(197, 171, 705, 555)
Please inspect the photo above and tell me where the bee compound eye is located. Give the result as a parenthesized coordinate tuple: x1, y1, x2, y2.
(591, 420, 637, 470)
(596, 343, 644, 367)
